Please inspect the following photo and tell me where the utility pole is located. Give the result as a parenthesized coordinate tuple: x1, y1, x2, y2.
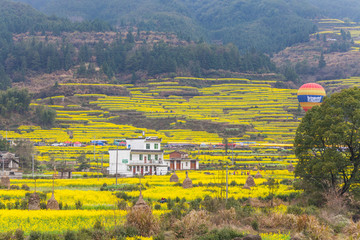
(226, 164, 228, 202)
(101, 153, 103, 173)
(97, 154, 99, 181)
(116, 145, 118, 185)
(93, 137, 96, 167)
(232, 140, 234, 165)
(32, 154, 34, 178)
(2, 153, 4, 176)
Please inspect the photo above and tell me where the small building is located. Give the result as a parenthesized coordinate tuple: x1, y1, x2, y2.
(0, 152, 22, 179)
(166, 151, 199, 171)
(108, 137, 168, 177)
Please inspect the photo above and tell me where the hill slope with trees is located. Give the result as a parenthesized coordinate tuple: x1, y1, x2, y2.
(10, 0, 319, 53)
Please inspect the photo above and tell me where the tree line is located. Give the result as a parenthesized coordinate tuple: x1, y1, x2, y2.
(0, 34, 276, 88)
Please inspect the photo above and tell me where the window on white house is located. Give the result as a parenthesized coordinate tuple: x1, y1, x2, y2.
(146, 144, 150, 149)
(154, 143, 159, 149)
(155, 155, 158, 160)
(139, 154, 143, 160)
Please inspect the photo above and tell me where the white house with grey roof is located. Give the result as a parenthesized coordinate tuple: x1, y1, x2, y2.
(108, 137, 168, 177)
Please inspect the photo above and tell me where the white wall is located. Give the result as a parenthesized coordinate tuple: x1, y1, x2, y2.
(126, 139, 146, 150)
(108, 150, 131, 176)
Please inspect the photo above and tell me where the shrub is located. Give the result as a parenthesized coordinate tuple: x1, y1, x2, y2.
(167, 199, 174, 210)
(14, 229, 24, 240)
(154, 204, 161, 210)
(211, 208, 236, 225)
(230, 180, 237, 186)
(251, 219, 259, 231)
(64, 230, 76, 240)
(287, 205, 303, 215)
(75, 200, 83, 210)
(196, 227, 244, 240)
(236, 205, 255, 218)
(189, 198, 202, 211)
(115, 192, 133, 201)
(0, 231, 13, 240)
(126, 207, 159, 237)
(40, 202, 47, 210)
(173, 210, 210, 238)
(117, 200, 128, 210)
(10, 185, 20, 190)
(201, 195, 222, 213)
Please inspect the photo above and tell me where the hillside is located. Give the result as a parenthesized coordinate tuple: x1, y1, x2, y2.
(10, 0, 317, 53)
(272, 19, 360, 85)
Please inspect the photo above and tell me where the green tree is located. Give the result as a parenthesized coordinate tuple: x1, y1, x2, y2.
(294, 87, 360, 197)
(318, 52, 326, 69)
(11, 140, 34, 170)
(0, 138, 10, 151)
(35, 105, 56, 128)
(265, 178, 279, 207)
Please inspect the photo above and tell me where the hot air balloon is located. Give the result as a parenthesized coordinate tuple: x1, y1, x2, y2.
(297, 83, 326, 112)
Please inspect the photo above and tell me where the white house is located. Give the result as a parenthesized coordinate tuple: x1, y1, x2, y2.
(108, 137, 168, 176)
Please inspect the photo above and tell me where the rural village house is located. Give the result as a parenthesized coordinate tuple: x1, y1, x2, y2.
(108, 137, 168, 176)
(168, 151, 199, 170)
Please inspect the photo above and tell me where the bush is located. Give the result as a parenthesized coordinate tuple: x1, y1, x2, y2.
(201, 195, 222, 213)
(189, 198, 202, 211)
(40, 202, 47, 210)
(173, 210, 210, 238)
(287, 205, 303, 215)
(10, 185, 20, 190)
(251, 219, 259, 231)
(154, 204, 161, 210)
(196, 227, 244, 240)
(117, 200, 128, 210)
(126, 207, 159, 237)
(14, 229, 24, 240)
(167, 199, 174, 210)
(21, 184, 30, 191)
(64, 230, 76, 240)
(0, 231, 13, 240)
(236, 205, 255, 218)
(75, 200, 83, 210)
(230, 180, 237, 186)
(115, 192, 134, 201)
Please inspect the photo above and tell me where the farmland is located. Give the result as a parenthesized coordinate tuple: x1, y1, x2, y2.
(0, 76, 309, 239)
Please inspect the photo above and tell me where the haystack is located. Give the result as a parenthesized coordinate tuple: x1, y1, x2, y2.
(287, 164, 295, 172)
(47, 192, 59, 210)
(126, 190, 159, 236)
(28, 193, 40, 210)
(245, 175, 256, 187)
(1, 175, 10, 189)
(170, 172, 179, 182)
(133, 191, 151, 212)
(254, 171, 262, 179)
(182, 172, 193, 189)
(243, 183, 251, 190)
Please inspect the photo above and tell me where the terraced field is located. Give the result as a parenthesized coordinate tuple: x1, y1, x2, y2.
(0, 77, 302, 170)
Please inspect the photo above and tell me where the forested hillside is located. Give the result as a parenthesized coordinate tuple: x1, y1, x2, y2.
(0, 0, 278, 90)
(11, 0, 318, 53)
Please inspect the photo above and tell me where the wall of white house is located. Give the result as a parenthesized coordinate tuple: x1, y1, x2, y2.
(108, 150, 131, 175)
(109, 149, 166, 176)
(126, 139, 161, 151)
